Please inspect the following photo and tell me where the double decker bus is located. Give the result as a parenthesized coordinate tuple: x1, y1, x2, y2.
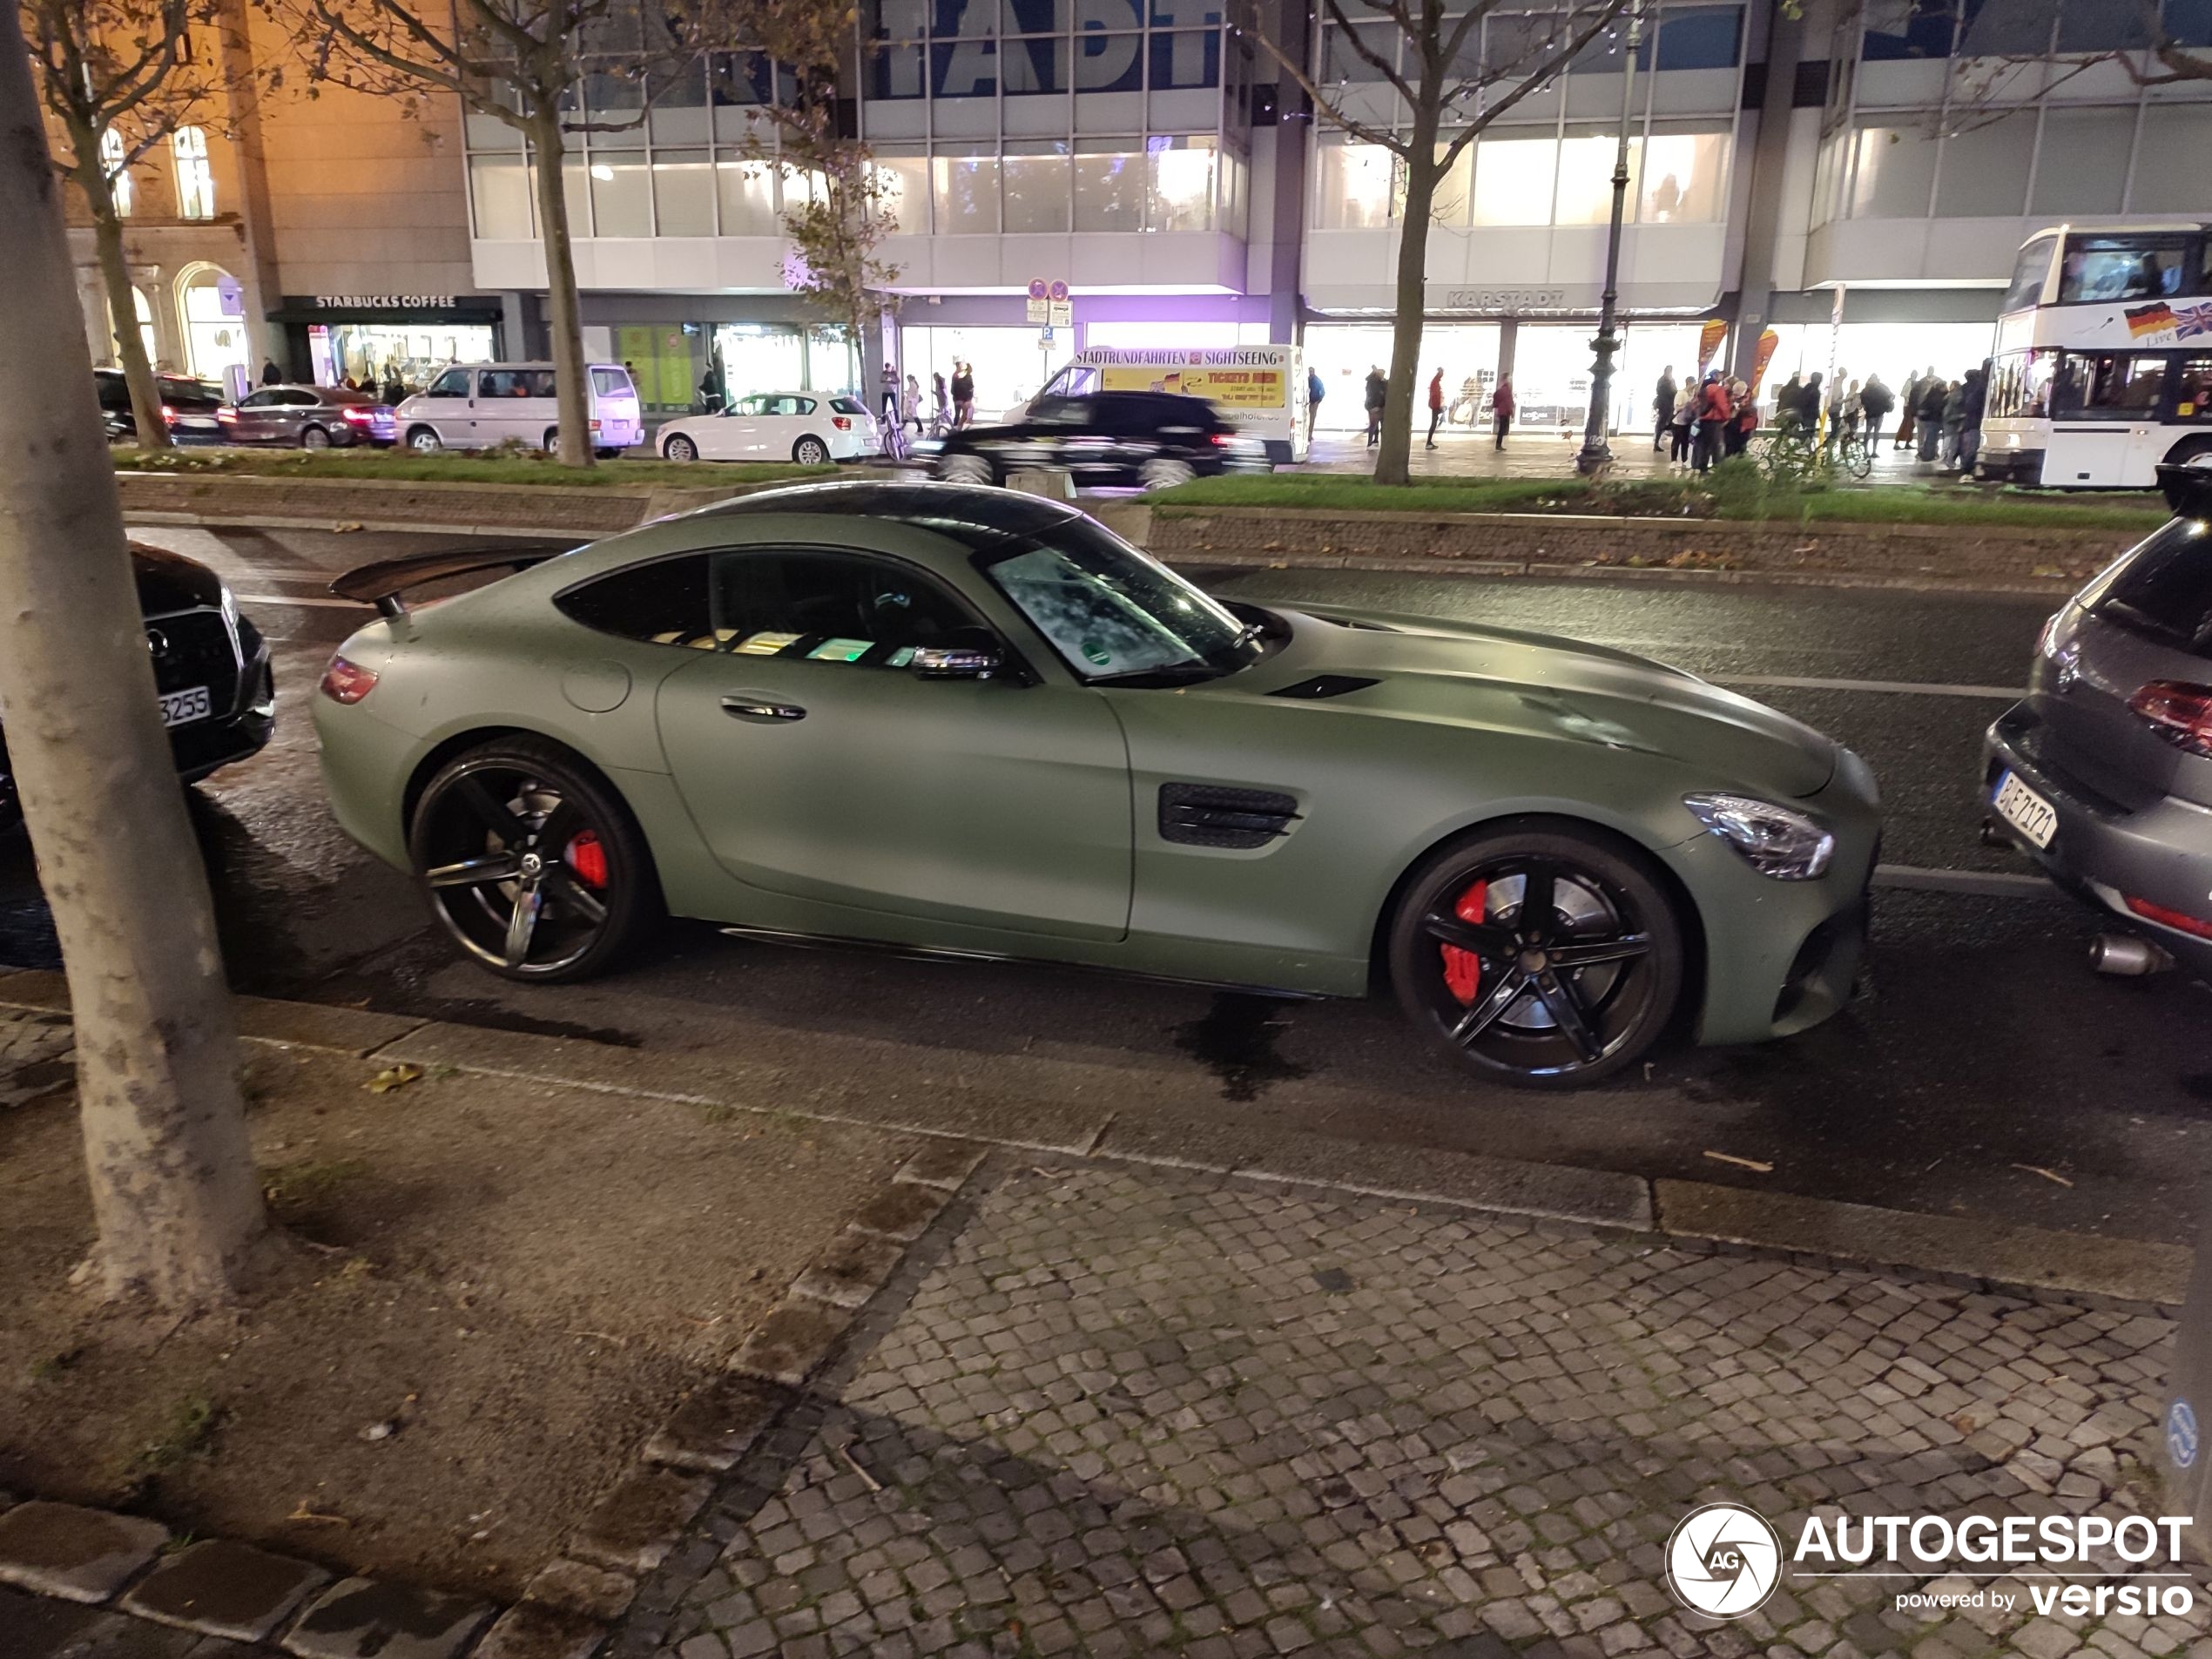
(1979, 222, 2212, 489)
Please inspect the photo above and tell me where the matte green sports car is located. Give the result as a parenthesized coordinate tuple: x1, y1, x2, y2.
(315, 482, 1880, 1087)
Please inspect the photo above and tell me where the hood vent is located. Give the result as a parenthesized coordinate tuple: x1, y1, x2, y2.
(1159, 783, 1300, 849)
(1270, 674, 1379, 700)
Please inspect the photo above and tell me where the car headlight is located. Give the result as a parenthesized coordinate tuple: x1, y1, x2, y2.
(219, 582, 239, 631)
(1683, 792, 1835, 880)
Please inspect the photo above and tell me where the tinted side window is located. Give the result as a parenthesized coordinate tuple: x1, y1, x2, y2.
(591, 367, 634, 398)
(2086, 519, 2212, 658)
(428, 368, 470, 398)
(556, 555, 715, 648)
(711, 551, 974, 664)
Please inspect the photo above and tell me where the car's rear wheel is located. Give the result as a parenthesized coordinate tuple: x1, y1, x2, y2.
(2165, 435, 2212, 469)
(939, 453, 995, 486)
(408, 739, 660, 982)
(664, 435, 698, 462)
(407, 426, 442, 453)
(1388, 822, 1684, 1089)
(794, 435, 831, 465)
(300, 425, 331, 450)
(1141, 456, 1197, 491)
(543, 428, 561, 453)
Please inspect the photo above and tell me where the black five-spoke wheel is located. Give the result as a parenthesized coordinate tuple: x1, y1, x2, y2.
(408, 738, 658, 981)
(1391, 823, 1685, 1087)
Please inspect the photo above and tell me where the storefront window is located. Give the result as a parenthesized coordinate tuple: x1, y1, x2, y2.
(1471, 134, 1556, 226)
(181, 275, 247, 383)
(1146, 135, 1214, 232)
(932, 153, 1002, 233)
(1313, 139, 1395, 230)
(470, 155, 533, 238)
(1074, 146, 1144, 230)
(1004, 146, 1072, 232)
(716, 158, 779, 235)
(652, 152, 714, 237)
(309, 323, 496, 395)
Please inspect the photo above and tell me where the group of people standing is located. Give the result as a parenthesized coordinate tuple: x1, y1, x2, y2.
(1649, 360, 1991, 475)
(1346, 365, 1517, 450)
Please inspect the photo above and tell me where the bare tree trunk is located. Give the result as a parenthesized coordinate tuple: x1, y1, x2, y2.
(76, 150, 171, 451)
(1375, 150, 1438, 489)
(529, 111, 594, 469)
(0, 15, 266, 1310)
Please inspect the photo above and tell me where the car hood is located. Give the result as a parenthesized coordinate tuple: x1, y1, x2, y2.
(130, 543, 224, 615)
(1230, 604, 1838, 798)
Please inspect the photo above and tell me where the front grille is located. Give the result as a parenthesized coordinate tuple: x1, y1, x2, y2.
(145, 609, 240, 701)
(1158, 783, 1300, 849)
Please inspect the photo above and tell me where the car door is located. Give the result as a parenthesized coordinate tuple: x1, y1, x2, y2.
(475, 368, 529, 448)
(227, 388, 280, 443)
(654, 545, 1134, 941)
(723, 395, 771, 459)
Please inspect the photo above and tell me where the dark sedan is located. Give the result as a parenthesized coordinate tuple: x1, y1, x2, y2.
(95, 369, 227, 446)
(931, 388, 1268, 491)
(219, 383, 397, 448)
(0, 545, 274, 831)
(1984, 462, 2212, 976)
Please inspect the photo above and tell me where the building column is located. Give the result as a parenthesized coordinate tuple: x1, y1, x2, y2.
(1497, 318, 1519, 385)
(500, 290, 535, 360)
(1729, 0, 1810, 384)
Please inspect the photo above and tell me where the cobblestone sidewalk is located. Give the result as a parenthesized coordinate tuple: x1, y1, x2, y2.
(620, 1162, 2202, 1659)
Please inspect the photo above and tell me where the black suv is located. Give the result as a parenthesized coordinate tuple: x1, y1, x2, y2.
(0, 545, 274, 831)
(931, 389, 1267, 490)
(96, 368, 227, 445)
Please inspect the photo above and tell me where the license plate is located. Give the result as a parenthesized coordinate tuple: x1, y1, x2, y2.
(1992, 769, 2058, 849)
(159, 686, 212, 728)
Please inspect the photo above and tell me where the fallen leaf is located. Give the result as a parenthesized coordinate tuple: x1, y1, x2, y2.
(365, 1064, 422, 1095)
(2012, 1163, 2074, 1188)
(1703, 1150, 1773, 1174)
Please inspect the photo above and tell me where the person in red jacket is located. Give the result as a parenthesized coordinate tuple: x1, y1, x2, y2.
(1692, 371, 1731, 474)
(1426, 368, 1446, 449)
(1491, 374, 1515, 449)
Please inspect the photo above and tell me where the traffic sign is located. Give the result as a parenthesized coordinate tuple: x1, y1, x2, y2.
(1048, 300, 1072, 328)
(1025, 297, 1048, 323)
(1027, 278, 1048, 300)
(1048, 280, 1069, 302)
(1040, 325, 1055, 343)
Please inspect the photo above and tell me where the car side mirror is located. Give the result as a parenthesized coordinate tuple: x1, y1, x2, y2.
(910, 627, 1003, 680)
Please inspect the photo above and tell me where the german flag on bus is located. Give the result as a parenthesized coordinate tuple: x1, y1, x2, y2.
(2127, 301, 2178, 339)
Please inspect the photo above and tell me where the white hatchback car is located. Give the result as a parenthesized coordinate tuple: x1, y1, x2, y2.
(395, 362, 643, 458)
(656, 391, 879, 465)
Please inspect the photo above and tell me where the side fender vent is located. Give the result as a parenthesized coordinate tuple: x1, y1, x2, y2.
(1269, 675, 1379, 700)
(1159, 783, 1300, 849)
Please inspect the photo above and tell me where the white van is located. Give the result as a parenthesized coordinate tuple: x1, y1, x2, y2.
(1018, 346, 1306, 465)
(395, 362, 643, 457)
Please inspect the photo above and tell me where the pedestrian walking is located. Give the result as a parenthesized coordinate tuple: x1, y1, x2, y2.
(1941, 377, 1968, 469)
(1796, 371, 1824, 436)
(1306, 365, 1325, 444)
(1775, 372, 1804, 436)
(951, 361, 975, 428)
(1653, 365, 1677, 449)
(1364, 366, 1386, 448)
(1823, 370, 1851, 449)
(1692, 371, 1730, 473)
(931, 371, 949, 433)
(1426, 367, 1446, 449)
(1858, 371, 1894, 451)
(1916, 374, 1947, 462)
(698, 368, 722, 413)
(260, 357, 282, 387)
(880, 361, 901, 428)
(1668, 391, 1694, 462)
(1727, 379, 1757, 458)
(1490, 374, 1515, 449)
(1958, 364, 1987, 475)
(904, 373, 923, 433)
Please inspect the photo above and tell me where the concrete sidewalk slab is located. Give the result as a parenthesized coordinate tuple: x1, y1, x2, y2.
(0, 969, 428, 1055)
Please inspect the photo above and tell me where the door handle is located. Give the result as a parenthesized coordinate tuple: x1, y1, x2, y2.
(720, 697, 806, 723)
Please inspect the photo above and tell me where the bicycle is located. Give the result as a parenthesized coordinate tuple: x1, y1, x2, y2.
(1832, 427, 1876, 481)
(1757, 419, 1824, 484)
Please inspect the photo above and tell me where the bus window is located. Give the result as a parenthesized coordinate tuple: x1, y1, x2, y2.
(2116, 355, 2168, 415)
(2058, 237, 2189, 303)
(1986, 349, 2052, 419)
(1041, 366, 1101, 398)
(2054, 351, 2168, 419)
(2176, 357, 2212, 421)
(2002, 236, 2058, 312)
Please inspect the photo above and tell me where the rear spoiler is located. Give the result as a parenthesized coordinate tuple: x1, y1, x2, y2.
(329, 543, 578, 618)
(2158, 462, 2212, 520)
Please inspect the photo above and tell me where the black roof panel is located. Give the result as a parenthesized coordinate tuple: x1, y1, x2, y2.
(689, 481, 1082, 549)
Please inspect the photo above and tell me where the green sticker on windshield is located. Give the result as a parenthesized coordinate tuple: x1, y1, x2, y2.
(1082, 640, 1111, 666)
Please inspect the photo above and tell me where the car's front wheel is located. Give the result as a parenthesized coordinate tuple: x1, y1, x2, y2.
(300, 425, 332, 450)
(1388, 821, 1685, 1089)
(407, 426, 442, 454)
(408, 738, 660, 982)
(938, 453, 995, 486)
(1140, 456, 1197, 491)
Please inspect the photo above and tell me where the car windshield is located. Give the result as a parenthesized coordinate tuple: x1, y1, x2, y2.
(977, 518, 1258, 684)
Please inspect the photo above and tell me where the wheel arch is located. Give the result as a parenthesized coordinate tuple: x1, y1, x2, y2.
(402, 725, 649, 863)
(1365, 810, 1708, 1035)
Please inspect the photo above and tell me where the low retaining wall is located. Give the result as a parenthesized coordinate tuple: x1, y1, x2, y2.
(114, 471, 747, 537)
(1145, 504, 2133, 592)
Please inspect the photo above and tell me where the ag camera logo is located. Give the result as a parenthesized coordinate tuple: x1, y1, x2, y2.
(1666, 1502, 1784, 1619)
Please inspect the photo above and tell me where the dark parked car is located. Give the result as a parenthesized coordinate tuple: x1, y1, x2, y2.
(1985, 462, 2212, 975)
(95, 368, 226, 445)
(219, 383, 397, 448)
(931, 389, 1268, 491)
(0, 545, 274, 832)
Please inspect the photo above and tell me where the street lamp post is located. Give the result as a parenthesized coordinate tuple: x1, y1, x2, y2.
(1575, 0, 1645, 476)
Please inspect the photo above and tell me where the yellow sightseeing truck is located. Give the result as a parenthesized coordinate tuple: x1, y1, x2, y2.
(1027, 344, 1308, 466)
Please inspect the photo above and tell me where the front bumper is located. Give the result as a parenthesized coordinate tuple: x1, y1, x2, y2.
(1984, 703, 2212, 974)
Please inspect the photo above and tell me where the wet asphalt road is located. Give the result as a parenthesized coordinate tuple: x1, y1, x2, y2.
(7, 524, 2209, 1244)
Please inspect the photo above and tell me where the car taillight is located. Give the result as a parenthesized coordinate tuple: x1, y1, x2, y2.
(2126, 894, 2212, 940)
(343, 405, 372, 422)
(1210, 433, 1230, 446)
(218, 406, 238, 422)
(589, 419, 601, 431)
(161, 405, 177, 423)
(2128, 680, 2212, 758)
(833, 415, 852, 430)
(319, 655, 379, 705)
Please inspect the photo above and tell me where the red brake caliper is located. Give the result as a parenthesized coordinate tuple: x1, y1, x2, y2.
(564, 830, 608, 888)
(1440, 879, 1487, 1006)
